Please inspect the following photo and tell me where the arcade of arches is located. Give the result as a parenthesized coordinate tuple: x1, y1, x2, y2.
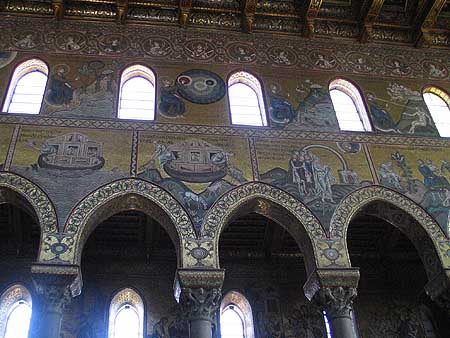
(2, 3, 450, 337)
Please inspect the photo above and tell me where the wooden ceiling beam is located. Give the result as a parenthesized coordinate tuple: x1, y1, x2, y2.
(116, 0, 128, 24)
(241, 0, 258, 33)
(179, 0, 192, 28)
(414, 0, 447, 48)
(358, 0, 385, 43)
(302, 0, 324, 38)
(52, 0, 64, 20)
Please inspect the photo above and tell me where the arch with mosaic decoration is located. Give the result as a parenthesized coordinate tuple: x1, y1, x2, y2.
(201, 182, 327, 274)
(330, 185, 450, 277)
(64, 178, 196, 266)
(0, 172, 58, 233)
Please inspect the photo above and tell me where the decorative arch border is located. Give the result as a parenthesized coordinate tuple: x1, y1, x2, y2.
(201, 182, 328, 270)
(330, 185, 450, 269)
(62, 178, 196, 265)
(0, 172, 58, 233)
(202, 182, 325, 240)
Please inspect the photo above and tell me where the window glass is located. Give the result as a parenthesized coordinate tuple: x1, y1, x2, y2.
(329, 79, 372, 132)
(423, 88, 450, 137)
(118, 65, 155, 120)
(113, 305, 139, 338)
(3, 59, 48, 114)
(221, 306, 245, 338)
(228, 71, 267, 127)
(4, 301, 31, 338)
(108, 288, 144, 338)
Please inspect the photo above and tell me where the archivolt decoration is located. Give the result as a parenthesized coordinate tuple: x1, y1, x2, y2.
(64, 178, 195, 237)
(330, 185, 450, 270)
(202, 182, 325, 240)
(201, 182, 327, 270)
(0, 172, 58, 233)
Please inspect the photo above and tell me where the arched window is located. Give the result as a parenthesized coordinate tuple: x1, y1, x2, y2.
(0, 285, 32, 338)
(423, 86, 450, 137)
(118, 64, 156, 121)
(108, 288, 144, 338)
(2, 58, 48, 114)
(220, 291, 254, 338)
(228, 71, 267, 127)
(329, 79, 372, 132)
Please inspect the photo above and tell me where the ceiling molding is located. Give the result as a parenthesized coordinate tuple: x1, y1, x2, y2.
(116, 0, 128, 24)
(415, 0, 447, 48)
(52, 0, 64, 20)
(179, 0, 192, 27)
(358, 0, 385, 43)
(302, 0, 324, 38)
(241, 0, 258, 33)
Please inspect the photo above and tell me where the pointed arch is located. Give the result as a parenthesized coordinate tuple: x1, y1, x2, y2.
(0, 172, 57, 232)
(108, 287, 145, 338)
(2, 58, 48, 114)
(330, 185, 450, 276)
(0, 284, 32, 338)
(201, 182, 325, 274)
(64, 178, 196, 265)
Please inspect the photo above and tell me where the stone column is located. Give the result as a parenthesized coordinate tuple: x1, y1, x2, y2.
(30, 264, 81, 338)
(304, 268, 360, 338)
(175, 269, 225, 338)
(425, 269, 450, 316)
(316, 286, 357, 338)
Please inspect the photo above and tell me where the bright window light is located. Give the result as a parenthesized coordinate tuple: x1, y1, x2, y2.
(423, 87, 450, 137)
(113, 305, 139, 338)
(4, 301, 32, 338)
(118, 65, 155, 121)
(228, 71, 267, 127)
(221, 306, 245, 338)
(329, 79, 372, 132)
(108, 288, 144, 338)
(3, 58, 48, 114)
(323, 311, 332, 338)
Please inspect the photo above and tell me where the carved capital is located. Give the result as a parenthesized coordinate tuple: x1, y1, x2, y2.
(314, 286, 357, 318)
(31, 263, 80, 313)
(180, 287, 222, 322)
(175, 269, 224, 321)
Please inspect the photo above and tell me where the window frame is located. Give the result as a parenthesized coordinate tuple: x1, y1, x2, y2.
(329, 78, 373, 132)
(2, 58, 49, 114)
(422, 85, 450, 138)
(117, 64, 157, 121)
(0, 284, 33, 338)
(108, 287, 145, 338)
(227, 70, 268, 127)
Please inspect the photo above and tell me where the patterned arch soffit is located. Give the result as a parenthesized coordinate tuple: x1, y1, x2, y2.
(65, 178, 196, 254)
(330, 185, 449, 266)
(201, 182, 326, 263)
(0, 172, 58, 233)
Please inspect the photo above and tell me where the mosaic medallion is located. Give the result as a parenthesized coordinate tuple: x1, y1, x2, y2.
(176, 69, 226, 104)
